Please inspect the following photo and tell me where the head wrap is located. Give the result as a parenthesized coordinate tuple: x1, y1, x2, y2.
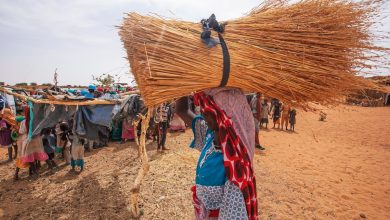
(88, 84, 96, 91)
(194, 87, 257, 219)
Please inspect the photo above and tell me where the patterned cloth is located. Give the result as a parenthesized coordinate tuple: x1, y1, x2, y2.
(194, 88, 258, 220)
(219, 181, 249, 219)
(121, 118, 135, 140)
(204, 88, 255, 162)
(191, 116, 248, 219)
(0, 121, 12, 147)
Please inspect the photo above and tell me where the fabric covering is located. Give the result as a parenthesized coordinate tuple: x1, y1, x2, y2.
(170, 113, 186, 131)
(0, 119, 12, 146)
(194, 87, 257, 220)
(112, 94, 146, 123)
(74, 105, 115, 140)
(121, 119, 135, 140)
(31, 103, 77, 137)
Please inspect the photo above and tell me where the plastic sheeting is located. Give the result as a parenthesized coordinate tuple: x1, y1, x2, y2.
(32, 103, 77, 136)
(74, 105, 115, 140)
(112, 94, 146, 123)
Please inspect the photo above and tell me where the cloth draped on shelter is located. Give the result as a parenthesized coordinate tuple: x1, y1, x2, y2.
(74, 105, 115, 140)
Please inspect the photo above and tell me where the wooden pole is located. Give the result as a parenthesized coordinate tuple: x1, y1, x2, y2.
(0, 87, 116, 106)
(133, 117, 141, 149)
(130, 109, 151, 218)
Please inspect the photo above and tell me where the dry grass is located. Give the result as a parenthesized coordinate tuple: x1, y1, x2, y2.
(119, 0, 389, 108)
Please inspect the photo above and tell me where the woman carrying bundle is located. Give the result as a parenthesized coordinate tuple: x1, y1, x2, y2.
(176, 87, 258, 220)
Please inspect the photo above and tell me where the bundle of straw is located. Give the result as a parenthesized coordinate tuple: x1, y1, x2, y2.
(119, 0, 389, 108)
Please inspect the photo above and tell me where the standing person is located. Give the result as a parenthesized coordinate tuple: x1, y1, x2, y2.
(176, 88, 258, 220)
(88, 85, 96, 96)
(271, 100, 282, 129)
(260, 99, 270, 129)
(250, 93, 265, 150)
(0, 117, 13, 161)
(57, 122, 72, 165)
(280, 103, 290, 130)
(155, 103, 171, 151)
(71, 136, 85, 173)
(289, 108, 297, 131)
(16, 106, 48, 178)
(121, 118, 135, 143)
(41, 128, 58, 170)
(13, 116, 28, 180)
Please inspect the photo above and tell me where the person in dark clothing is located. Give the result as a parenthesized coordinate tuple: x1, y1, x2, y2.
(249, 93, 265, 150)
(0, 116, 16, 161)
(155, 103, 171, 151)
(42, 128, 58, 170)
(272, 100, 282, 129)
(289, 108, 297, 131)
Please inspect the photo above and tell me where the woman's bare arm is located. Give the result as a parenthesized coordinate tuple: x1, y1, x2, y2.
(175, 96, 196, 126)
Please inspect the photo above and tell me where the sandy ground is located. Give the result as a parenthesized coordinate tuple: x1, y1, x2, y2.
(0, 105, 389, 220)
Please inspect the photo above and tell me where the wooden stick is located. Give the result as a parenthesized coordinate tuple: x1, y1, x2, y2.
(0, 87, 115, 106)
(132, 117, 141, 151)
(130, 109, 151, 218)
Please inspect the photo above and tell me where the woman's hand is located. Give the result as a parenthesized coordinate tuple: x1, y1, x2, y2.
(175, 96, 196, 126)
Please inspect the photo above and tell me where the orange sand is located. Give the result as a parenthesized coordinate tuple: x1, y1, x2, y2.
(0, 105, 389, 219)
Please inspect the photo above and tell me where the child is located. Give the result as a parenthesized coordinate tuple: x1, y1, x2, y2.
(41, 128, 58, 171)
(14, 116, 29, 180)
(71, 136, 85, 173)
(289, 108, 297, 131)
(56, 122, 72, 165)
(272, 101, 282, 129)
(260, 99, 270, 129)
(281, 103, 290, 130)
(15, 107, 48, 179)
(0, 117, 13, 161)
(121, 117, 135, 143)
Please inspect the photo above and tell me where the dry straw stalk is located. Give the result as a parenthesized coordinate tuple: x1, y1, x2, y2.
(119, 0, 389, 108)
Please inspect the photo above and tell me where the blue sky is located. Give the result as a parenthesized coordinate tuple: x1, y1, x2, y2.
(0, 0, 389, 86)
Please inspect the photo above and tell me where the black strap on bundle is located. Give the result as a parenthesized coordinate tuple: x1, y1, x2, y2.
(200, 14, 230, 87)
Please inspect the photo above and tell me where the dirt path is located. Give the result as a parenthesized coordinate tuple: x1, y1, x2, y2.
(0, 105, 389, 219)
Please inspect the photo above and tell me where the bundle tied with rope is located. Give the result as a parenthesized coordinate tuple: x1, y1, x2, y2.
(119, 0, 390, 109)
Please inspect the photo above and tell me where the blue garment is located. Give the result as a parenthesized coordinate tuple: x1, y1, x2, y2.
(80, 90, 94, 99)
(191, 116, 226, 186)
(71, 159, 84, 168)
(88, 84, 96, 91)
(42, 134, 55, 154)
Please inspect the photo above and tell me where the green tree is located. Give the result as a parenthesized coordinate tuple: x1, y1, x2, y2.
(30, 82, 38, 86)
(92, 74, 115, 87)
